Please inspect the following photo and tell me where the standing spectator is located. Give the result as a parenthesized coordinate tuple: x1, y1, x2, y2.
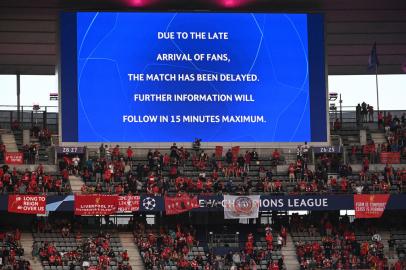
(244, 151, 251, 172)
(361, 102, 368, 123)
(0, 143, 5, 163)
(126, 146, 134, 163)
(378, 111, 384, 128)
(356, 103, 361, 125)
(251, 149, 259, 163)
(72, 155, 80, 175)
(368, 104, 374, 122)
(99, 144, 106, 158)
(271, 149, 281, 166)
(225, 149, 233, 165)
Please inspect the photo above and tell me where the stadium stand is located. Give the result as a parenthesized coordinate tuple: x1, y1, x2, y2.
(0, 113, 405, 270)
(133, 222, 285, 270)
(32, 219, 132, 270)
(1, 1, 406, 270)
(76, 141, 406, 196)
(0, 228, 32, 270)
(0, 165, 71, 195)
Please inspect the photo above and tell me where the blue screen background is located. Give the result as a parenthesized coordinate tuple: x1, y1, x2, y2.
(68, 12, 322, 142)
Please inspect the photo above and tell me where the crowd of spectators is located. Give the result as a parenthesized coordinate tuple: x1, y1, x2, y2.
(346, 106, 406, 164)
(382, 113, 406, 158)
(21, 144, 40, 164)
(0, 164, 71, 194)
(71, 140, 406, 196)
(33, 219, 131, 270)
(290, 214, 405, 270)
(356, 102, 374, 125)
(133, 222, 285, 270)
(239, 226, 286, 270)
(134, 223, 203, 269)
(0, 228, 31, 270)
(30, 126, 52, 146)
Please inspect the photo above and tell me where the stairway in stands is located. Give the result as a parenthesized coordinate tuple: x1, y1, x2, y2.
(21, 232, 43, 270)
(370, 131, 387, 145)
(1, 130, 19, 152)
(282, 234, 300, 270)
(119, 232, 145, 270)
(379, 230, 399, 265)
(69, 175, 85, 193)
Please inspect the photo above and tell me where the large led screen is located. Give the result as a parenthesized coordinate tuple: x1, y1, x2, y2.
(60, 12, 327, 143)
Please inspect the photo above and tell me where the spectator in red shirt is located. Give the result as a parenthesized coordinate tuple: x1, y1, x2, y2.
(244, 151, 252, 172)
(340, 177, 348, 192)
(288, 163, 296, 183)
(126, 146, 133, 162)
(363, 157, 370, 172)
(271, 149, 281, 166)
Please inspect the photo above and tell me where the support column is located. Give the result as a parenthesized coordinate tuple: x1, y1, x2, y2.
(16, 74, 21, 123)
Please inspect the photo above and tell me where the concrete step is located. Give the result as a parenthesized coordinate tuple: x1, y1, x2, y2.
(23, 129, 30, 146)
(69, 175, 85, 193)
(379, 230, 398, 261)
(282, 234, 300, 270)
(119, 232, 145, 270)
(21, 232, 43, 270)
(2, 133, 18, 152)
(371, 134, 386, 139)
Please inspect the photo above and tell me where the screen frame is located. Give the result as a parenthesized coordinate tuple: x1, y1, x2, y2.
(58, 11, 329, 148)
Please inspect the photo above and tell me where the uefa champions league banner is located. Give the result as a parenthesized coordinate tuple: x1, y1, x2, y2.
(2, 194, 406, 214)
(139, 195, 165, 212)
(259, 194, 354, 211)
(43, 194, 355, 212)
(196, 194, 354, 211)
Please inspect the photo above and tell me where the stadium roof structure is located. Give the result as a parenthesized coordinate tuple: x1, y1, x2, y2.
(0, 0, 405, 75)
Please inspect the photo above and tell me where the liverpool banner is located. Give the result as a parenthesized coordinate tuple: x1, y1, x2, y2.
(224, 195, 260, 219)
(74, 195, 118, 215)
(5, 152, 23, 165)
(380, 152, 400, 164)
(165, 194, 199, 215)
(117, 196, 140, 213)
(8, 195, 46, 214)
(354, 194, 390, 218)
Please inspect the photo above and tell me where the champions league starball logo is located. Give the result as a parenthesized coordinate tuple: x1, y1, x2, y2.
(142, 197, 156, 210)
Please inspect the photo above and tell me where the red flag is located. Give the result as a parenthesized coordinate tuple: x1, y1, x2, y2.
(74, 195, 118, 215)
(8, 195, 46, 214)
(165, 194, 199, 215)
(117, 196, 140, 212)
(231, 146, 240, 162)
(354, 194, 390, 218)
(215, 146, 223, 158)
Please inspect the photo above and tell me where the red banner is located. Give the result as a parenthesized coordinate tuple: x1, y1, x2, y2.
(117, 196, 140, 213)
(5, 152, 23, 165)
(354, 194, 390, 219)
(165, 194, 199, 215)
(215, 146, 223, 158)
(8, 195, 46, 214)
(380, 152, 400, 164)
(74, 195, 118, 215)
